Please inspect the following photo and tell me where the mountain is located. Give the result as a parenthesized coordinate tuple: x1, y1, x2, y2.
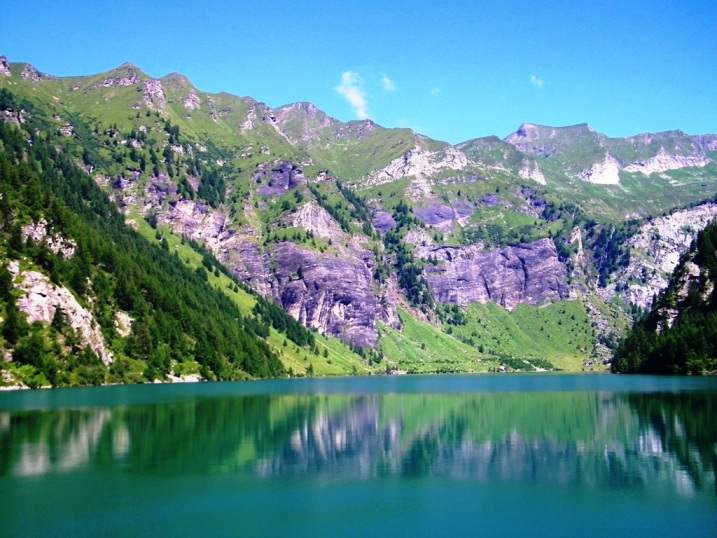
(1, 55, 716, 384)
(611, 220, 717, 374)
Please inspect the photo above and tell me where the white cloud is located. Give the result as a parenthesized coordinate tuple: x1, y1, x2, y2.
(529, 74, 544, 88)
(380, 74, 395, 92)
(335, 71, 370, 119)
(430, 87, 441, 96)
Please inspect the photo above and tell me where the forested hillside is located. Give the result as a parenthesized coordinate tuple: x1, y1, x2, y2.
(0, 120, 290, 386)
(612, 221, 717, 374)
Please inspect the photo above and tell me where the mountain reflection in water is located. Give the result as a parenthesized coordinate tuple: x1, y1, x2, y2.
(2, 388, 715, 496)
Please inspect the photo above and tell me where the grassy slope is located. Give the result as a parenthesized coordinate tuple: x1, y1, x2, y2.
(443, 300, 596, 371)
(379, 306, 499, 373)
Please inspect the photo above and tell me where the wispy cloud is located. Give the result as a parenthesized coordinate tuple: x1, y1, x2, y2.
(430, 87, 442, 96)
(380, 74, 395, 92)
(529, 74, 544, 88)
(335, 71, 369, 119)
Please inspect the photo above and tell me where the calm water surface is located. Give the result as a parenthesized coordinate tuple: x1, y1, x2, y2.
(1, 374, 715, 537)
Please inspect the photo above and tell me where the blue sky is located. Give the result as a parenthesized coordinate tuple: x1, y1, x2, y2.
(1, 0, 715, 144)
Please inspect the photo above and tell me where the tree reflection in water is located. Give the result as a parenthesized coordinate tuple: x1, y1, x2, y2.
(1, 389, 715, 495)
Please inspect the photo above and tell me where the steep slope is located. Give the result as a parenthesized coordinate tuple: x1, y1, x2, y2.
(0, 121, 296, 386)
(612, 220, 717, 374)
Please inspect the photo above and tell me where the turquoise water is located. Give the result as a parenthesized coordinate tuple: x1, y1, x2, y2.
(1, 374, 715, 537)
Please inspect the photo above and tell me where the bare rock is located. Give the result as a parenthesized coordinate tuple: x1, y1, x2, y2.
(141, 79, 166, 109)
(624, 147, 710, 175)
(372, 211, 396, 234)
(255, 161, 305, 195)
(270, 242, 397, 346)
(291, 201, 344, 241)
(578, 154, 622, 184)
(183, 90, 201, 110)
(21, 219, 76, 258)
(160, 199, 229, 248)
(101, 64, 139, 87)
(420, 238, 569, 310)
(0, 56, 10, 76)
(601, 202, 717, 308)
(518, 162, 546, 184)
(58, 123, 74, 136)
(20, 64, 42, 82)
(9, 262, 113, 365)
(413, 200, 473, 230)
(364, 146, 470, 188)
(240, 105, 257, 132)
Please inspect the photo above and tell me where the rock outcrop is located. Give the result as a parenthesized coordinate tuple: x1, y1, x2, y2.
(8, 261, 113, 365)
(419, 238, 569, 310)
(141, 79, 166, 109)
(578, 154, 622, 184)
(21, 220, 76, 258)
(364, 146, 469, 187)
(183, 90, 201, 110)
(624, 147, 710, 175)
(255, 161, 305, 195)
(100, 63, 140, 87)
(413, 200, 474, 230)
(518, 163, 546, 184)
(153, 186, 397, 346)
(270, 242, 398, 347)
(0, 56, 10, 76)
(600, 203, 717, 309)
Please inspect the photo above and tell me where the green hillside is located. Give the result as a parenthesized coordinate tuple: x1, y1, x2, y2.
(2, 56, 717, 384)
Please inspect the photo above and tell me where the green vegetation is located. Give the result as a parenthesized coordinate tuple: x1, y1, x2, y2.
(379, 306, 497, 374)
(612, 221, 717, 374)
(0, 120, 287, 385)
(442, 300, 594, 371)
(3, 59, 717, 384)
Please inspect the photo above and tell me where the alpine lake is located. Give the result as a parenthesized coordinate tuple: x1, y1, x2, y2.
(1, 373, 715, 537)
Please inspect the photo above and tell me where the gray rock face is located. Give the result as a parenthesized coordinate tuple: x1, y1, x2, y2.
(270, 242, 397, 347)
(255, 162, 305, 195)
(414, 200, 473, 229)
(599, 202, 717, 309)
(0, 56, 10, 76)
(420, 238, 569, 310)
(141, 79, 166, 109)
(9, 262, 113, 365)
(372, 211, 396, 234)
(152, 191, 396, 346)
(222, 239, 276, 297)
(100, 64, 139, 87)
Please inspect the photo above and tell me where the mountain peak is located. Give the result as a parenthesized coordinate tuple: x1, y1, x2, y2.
(160, 72, 194, 89)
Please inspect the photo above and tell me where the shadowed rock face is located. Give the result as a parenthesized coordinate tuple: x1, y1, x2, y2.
(421, 238, 569, 310)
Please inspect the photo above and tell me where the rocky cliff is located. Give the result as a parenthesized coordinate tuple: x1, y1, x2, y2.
(418, 238, 569, 310)
(600, 203, 717, 309)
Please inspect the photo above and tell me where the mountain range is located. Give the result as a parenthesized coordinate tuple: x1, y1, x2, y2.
(1, 55, 716, 386)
